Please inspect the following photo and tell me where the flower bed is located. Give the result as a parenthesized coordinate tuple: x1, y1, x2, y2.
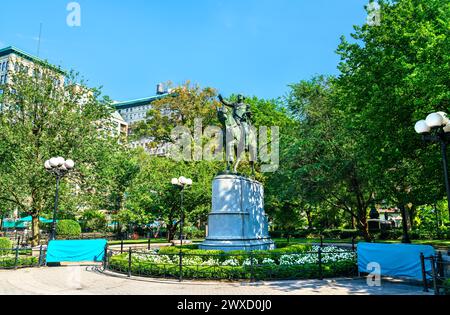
(108, 245, 357, 280)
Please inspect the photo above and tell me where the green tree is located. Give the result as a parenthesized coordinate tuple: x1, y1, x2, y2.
(123, 151, 222, 241)
(335, 0, 450, 230)
(0, 65, 120, 245)
(279, 76, 375, 240)
(132, 81, 219, 146)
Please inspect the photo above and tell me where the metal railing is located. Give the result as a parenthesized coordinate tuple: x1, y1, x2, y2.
(0, 246, 47, 270)
(420, 252, 450, 295)
(104, 246, 358, 282)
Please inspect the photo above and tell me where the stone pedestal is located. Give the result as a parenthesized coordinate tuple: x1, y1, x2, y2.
(199, 174, 274, 252)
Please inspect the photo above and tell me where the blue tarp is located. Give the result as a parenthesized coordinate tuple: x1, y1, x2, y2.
(357, 242, 435, 280)
(46, 239, 107, 263)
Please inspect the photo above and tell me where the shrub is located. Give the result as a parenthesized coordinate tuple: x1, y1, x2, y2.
(0, 255, 38, 269)
(179, 244, 199, 250)
(188, 249, 225, 257)
(79, 210, 107, 232)
(0, 238, 12, 254)
(56, 220, 81, 238)
(378, 229, 403, 240)
(444, 279, 450, 295)
(158, 246, 191, 255)
(273, 241, 290, 249)
(182, 226, 206, 239)
(272, 244, 312, 255)
(293, 229, 314, 238)
(409, 229, 434, 240)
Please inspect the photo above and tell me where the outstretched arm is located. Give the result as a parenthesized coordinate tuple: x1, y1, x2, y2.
(218, 94, 233, 107)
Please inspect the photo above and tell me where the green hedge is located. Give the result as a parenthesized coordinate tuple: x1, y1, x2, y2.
(0, 255, 38, 269)
(0, 238, 12, 254)
(109, 243, 356, 280)
(444, 279, 450, 295)
(108, 254, 356, 280)
(56, 220, 82, 238)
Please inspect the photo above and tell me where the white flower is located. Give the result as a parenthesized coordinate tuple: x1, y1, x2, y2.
(222, 259, 240, 266)
(242, 258, 259, 266)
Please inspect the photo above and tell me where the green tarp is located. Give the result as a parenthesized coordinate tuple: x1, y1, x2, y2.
(17, 216, 53, 224)
(1, 216, 53, 229)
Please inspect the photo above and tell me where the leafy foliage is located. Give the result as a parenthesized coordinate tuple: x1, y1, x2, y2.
(56, 220, 82, 237)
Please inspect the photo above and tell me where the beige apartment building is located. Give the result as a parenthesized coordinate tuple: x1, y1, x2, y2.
(0, 46, 128, 140)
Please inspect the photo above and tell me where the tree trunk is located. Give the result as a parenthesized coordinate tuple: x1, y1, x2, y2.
(166, 224, 178, 242)
(407, 205, 415, 230)
(305, 209, 313, 230)
(399, 204, 411, 243)
(30, 214, 40, 247)
(356, 208, 371, 242)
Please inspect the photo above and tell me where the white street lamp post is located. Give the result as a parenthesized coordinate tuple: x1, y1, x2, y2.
(45, 157, 75, 241)
(171, 176, 193, 282)
(415, 111, 450, 219)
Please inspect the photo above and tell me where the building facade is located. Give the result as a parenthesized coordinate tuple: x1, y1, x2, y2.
(0, 46, 65, 86)
(0, 46, 128, 140)
(1, 45, 172, 155)
(114, 85, 172, 156)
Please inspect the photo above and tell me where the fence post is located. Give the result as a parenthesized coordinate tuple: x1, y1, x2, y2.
(120, 237, 124, 254)
(14, 247, 19, 270)
(351, 237, 356, 252)
(430, 256, 438, 295)
(148, 232, 151, 251)
(320, 235, 323, 248)
(437, 251, 444, 277)
(318, 248, 323, 280)
(103, 244, 108, 271)
(179, 248, 183, 282)
(38, 245, 43, 267)
(250, 251, 255, 283)
(17, 236, 21, 248)
(420, 253, 429, 292)
(128, 247, 132, 278)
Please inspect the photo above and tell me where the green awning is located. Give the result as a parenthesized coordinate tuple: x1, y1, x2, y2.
(17, 216, 53, 224)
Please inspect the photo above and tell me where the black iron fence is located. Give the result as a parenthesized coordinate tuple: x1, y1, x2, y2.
(104, 246, 358, 282)
(421, 252, 450, 295)
(0, 246, 47, 270)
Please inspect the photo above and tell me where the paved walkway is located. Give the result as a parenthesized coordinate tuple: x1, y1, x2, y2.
(0, 266, 431, 295)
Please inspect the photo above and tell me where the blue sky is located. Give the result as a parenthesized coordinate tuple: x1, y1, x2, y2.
(0, 0, 368, 101)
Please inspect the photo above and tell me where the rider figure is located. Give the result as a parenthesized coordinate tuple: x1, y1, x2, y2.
(218, 94, 252, 145)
